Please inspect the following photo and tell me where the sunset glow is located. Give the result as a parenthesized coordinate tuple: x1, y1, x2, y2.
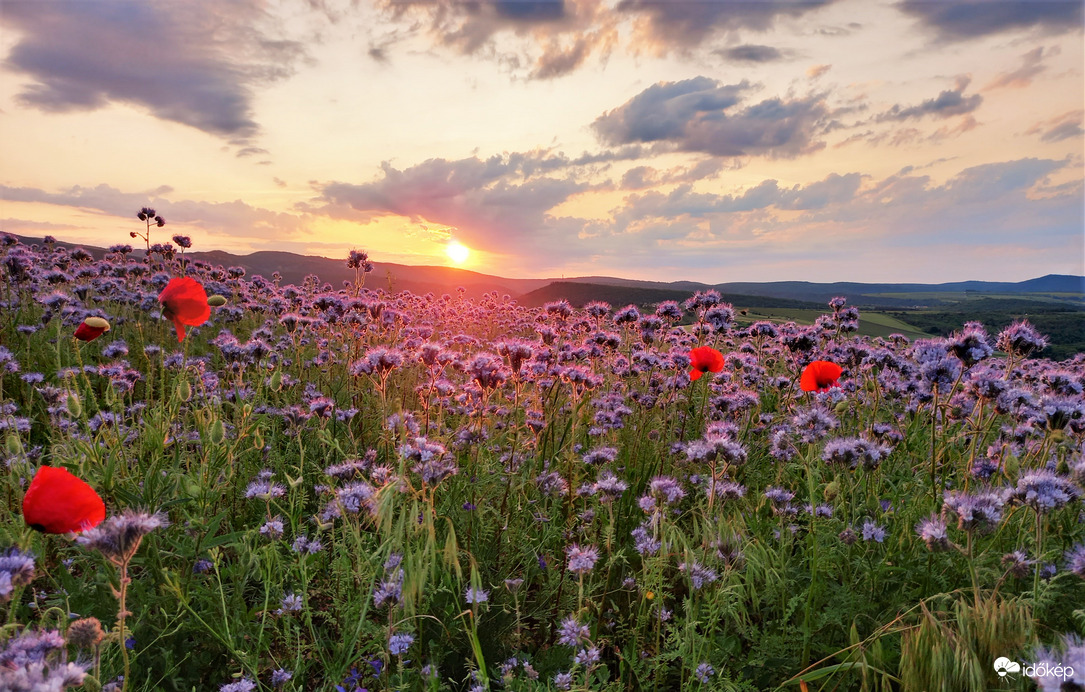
(446, 242, 470, 265)
(0, 0, 1081, 282)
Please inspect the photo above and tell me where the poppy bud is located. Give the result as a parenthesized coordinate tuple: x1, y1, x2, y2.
(1004, 455, 1019, 477)
(253, 430, 264, 449)
(66, 393, 82, 418)
(74, 316, 111, 342)
(269, 371, 282, 392)
(207, 294, 227, 307)
(176, 380, 192, 402)
(834, 401, 849, 415)
(823, 480, 840, 502)
(209, 419, 225, 446)
(5, 434, 22, 457)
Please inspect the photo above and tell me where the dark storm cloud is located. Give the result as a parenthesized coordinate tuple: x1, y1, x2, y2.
(3, 1, 304, 145)
(878, 77, 982, 121)
(897, 0, 1083, 41)
(618, 0, 836, 50)
(715, 44, 786, 63)
(593, 78, 830, 158)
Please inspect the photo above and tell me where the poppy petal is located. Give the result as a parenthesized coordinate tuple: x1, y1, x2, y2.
(689, 346, 725, 375)
(159, 277, 210, 341)
(22, 466, 106, 534)
(73, 323, 106, 342)
(800, 360, 843, 392)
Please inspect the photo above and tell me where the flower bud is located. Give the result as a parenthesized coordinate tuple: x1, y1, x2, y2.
(176, 380, 192, 402)
(68, 617, 105, 649)
(207, 294, 227, 307)
(66, 393, 82, 418)
(5, 434, 22, 457)
(208, 419, 225, 446)
(823, 480, 840, 502)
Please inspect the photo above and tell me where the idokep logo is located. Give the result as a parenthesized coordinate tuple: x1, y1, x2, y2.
(994, 657, 1021, 677)
(994, 656, 1075, 682)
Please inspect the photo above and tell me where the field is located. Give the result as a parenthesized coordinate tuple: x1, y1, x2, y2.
(1, 233, 1084, 691)
(732, 308, 933, 341)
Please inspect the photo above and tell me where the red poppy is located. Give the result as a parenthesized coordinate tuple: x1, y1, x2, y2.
(22, 466, 106, 534)
(158, 277, 210, 342)
(73, 316, 111, 342)
(800, 360, 843, 392)
(689, 346, 725, 382)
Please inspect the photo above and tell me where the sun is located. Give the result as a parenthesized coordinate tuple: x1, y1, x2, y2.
(446, 241, 470, 264)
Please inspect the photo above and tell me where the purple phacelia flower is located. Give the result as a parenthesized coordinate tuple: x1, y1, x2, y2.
(566, 544, 599, 574)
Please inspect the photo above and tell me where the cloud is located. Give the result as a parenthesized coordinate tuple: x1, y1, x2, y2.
(592, 77, 831, 158)
(878, 76, 982, 121)
(589, 157, 1081, 281)
(313, 153, 594, 255)
(618, 159, 726, 190)
(375, 0, 615, 79)
(715, 44, 786, 63)
(1027, 110, 1085, 143)
(613, 172, 864, 225)
(807, 64, 832, 79)
(897, 0, 1083, 42)
(0, 218, 83, 234)
(617, 0, 836, 53)
(984, 46, 1054, 90)
(0, 183, 308, 237)
(3, 1, 305, 146)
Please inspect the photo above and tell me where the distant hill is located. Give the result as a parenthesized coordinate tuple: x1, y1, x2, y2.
(7, 234, 1083, 307)
(518, 281, 824, 310)
(187, 250, 552, 299)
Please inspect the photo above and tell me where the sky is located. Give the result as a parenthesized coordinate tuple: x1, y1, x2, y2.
(0, 0, 1083, 284)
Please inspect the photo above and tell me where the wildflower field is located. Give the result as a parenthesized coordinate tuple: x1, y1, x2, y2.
(1, 223, 1083, 692)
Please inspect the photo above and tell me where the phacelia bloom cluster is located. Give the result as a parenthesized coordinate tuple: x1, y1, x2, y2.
(566, 544, 600, 574)
(942, 489, 1006, 533)
(915, 515, 950, 551)
(1007, 469, 1080, 513)
(76, 510, 168, 564)
(0, 547, 35, 602)
(0, 628, 87, 690)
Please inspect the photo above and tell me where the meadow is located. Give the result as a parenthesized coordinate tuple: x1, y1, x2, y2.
(1, 225, 1083, 692)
